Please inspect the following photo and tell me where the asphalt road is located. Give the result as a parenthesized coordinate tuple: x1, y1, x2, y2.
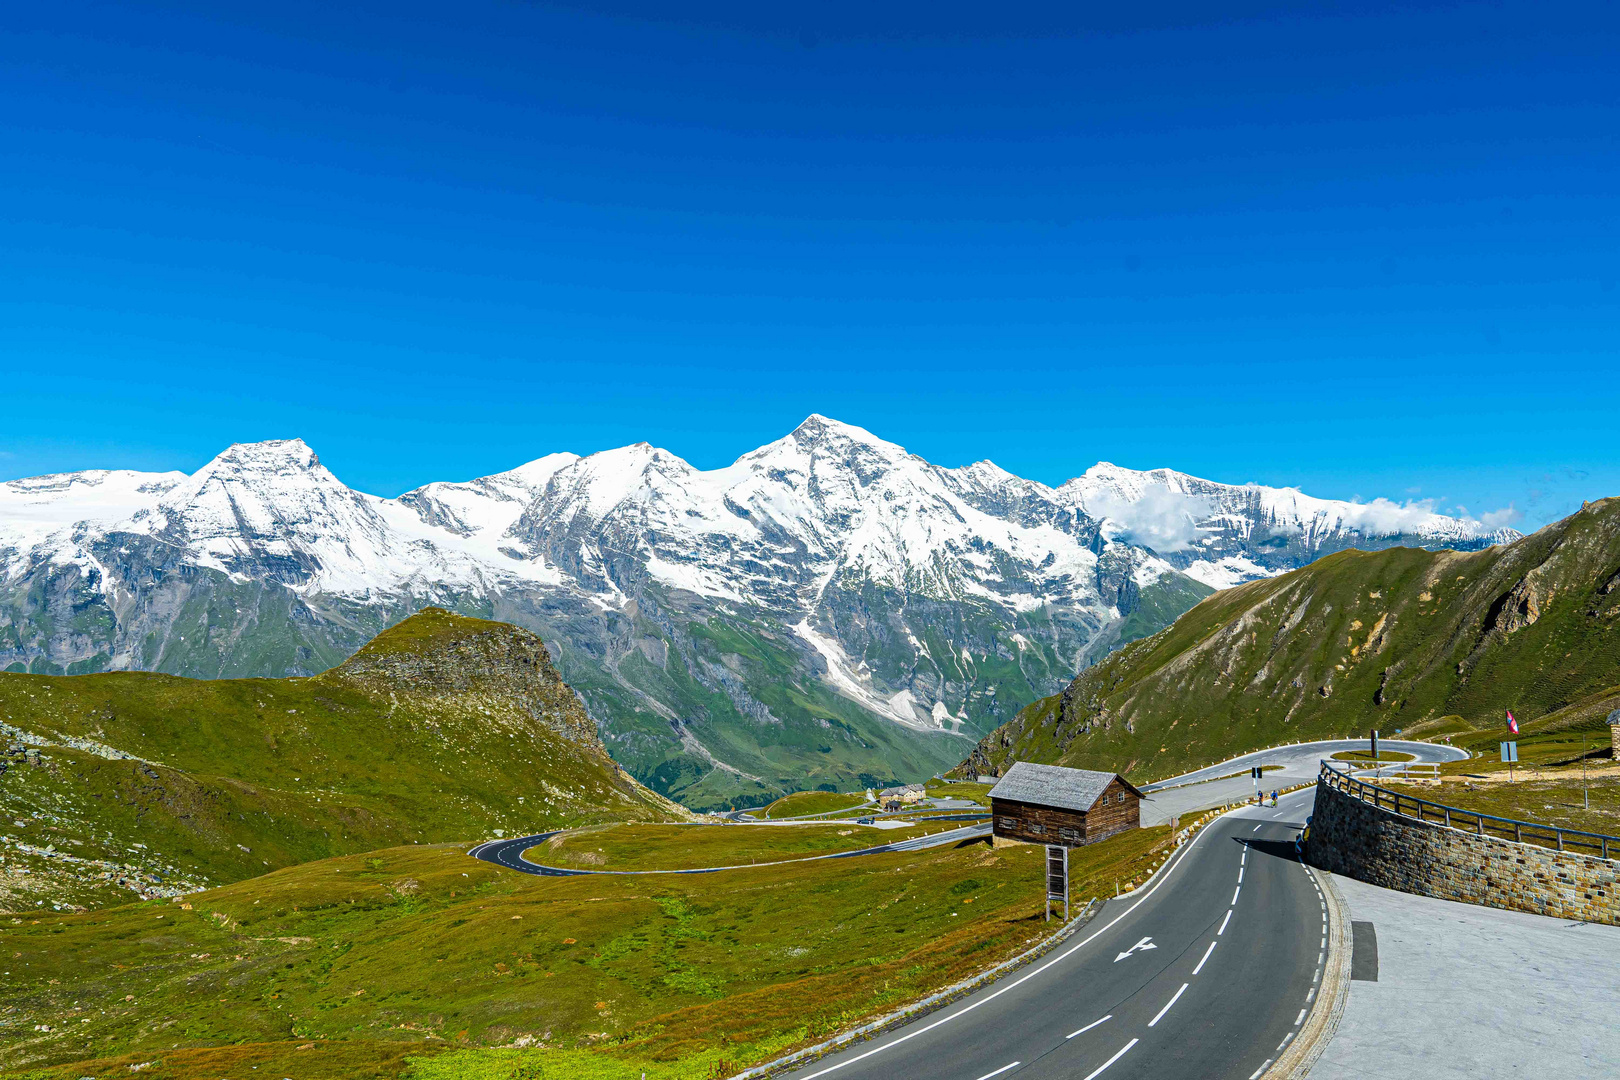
(779, 788, 1327, 1080)
(1139, 739, 1467, 826)
(468, 822, 992, 877)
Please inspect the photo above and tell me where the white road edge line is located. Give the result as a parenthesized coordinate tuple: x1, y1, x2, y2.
(1067, 1015, 1112, 1038)
(1252, 824, 1262, 832)
(1082, 1038, 1138, 1080)
(1192, 940, 1217, 975)
(1148, 982, 1189, 1027)
(974, 1062, 1020, 1080)
(1295, 1008, 1308, 1026)
(1218, 909, 1233, 935)
(792, 799, 1226, 1078)
(1249, 1059, 1273, 1080)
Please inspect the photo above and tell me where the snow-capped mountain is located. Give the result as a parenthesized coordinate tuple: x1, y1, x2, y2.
(0, 416, 1516, 809)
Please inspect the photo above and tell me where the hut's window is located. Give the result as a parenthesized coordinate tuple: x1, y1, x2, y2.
(999, 816, 1017, 828)
(1117, 792, 1126, 805)
(1059, 828, 1079, 841)
(1028, 823, 1045, 834)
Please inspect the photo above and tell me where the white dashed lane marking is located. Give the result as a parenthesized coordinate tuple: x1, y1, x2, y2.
(1218, 909, 1233, 935)
(1081, 1039, 1138, 1080)
(973, 1063, 1020, 1080)
(1067, 1015, 1111, 1039)
(1148, 983, 1188, 1028)
(1192, 940, 1217, 975)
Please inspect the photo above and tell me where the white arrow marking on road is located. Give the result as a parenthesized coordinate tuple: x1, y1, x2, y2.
(1113, 936, 1157, 962)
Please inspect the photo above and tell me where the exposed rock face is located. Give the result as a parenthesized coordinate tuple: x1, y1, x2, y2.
(329, 608, 600, 746)
(0, 418, 1518, 808)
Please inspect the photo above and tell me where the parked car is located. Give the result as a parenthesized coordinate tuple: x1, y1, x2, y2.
(856, 817, 875, 825)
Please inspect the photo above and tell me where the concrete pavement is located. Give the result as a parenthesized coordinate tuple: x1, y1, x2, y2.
(1309, 871, 1620, 1079)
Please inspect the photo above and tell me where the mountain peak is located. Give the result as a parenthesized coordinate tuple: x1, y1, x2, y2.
(789, 414, 907, 455)
(201, 438, 323, 476)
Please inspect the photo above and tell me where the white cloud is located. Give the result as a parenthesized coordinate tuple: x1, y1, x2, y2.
(1088, 483, 1215, 553)
(1335, 497, 1445, 535)
(1480, 504, 1523, 529)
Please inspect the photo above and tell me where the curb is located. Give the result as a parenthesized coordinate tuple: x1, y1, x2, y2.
(1264, 866, 1352, 1079)
(726, 898, 1104, 1080)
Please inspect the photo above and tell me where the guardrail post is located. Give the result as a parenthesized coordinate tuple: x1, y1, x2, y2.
(1477, 814, 1485, 836)
(1556, 830, 1564, 852)
(1444, 807, 1451, 828)
(1515, 821, 1521, 843)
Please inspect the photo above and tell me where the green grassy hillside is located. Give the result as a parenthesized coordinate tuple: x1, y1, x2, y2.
(0, 609, 685, 912)
(0, 824, 1174, 1080)
(760, 790, 870, 819)
(953, 498, 1620, 783)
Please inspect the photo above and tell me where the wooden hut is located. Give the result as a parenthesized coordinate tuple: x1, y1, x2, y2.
(988, 761, 1144, 847)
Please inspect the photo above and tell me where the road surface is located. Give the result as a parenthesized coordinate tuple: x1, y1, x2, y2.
(1139, 739, 1467, 826)
(469, 822, 991, 877)
(779, 788, 1326, 1080)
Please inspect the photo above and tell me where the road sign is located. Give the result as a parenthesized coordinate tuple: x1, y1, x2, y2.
(1500, 741, 1518, 763)
(1045, 844, 1068, 922)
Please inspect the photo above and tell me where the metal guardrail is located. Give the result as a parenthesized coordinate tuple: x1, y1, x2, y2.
(1319, 762, 1617, 859)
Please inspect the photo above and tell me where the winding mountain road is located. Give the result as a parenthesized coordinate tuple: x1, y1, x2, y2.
(471, 740, 1471, 1077)
(1139, 738, 1467, 825)
(780, 788, 1329, 1080)
(468, 822, 991, 877)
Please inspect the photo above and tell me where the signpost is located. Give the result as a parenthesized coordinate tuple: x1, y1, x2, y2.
(1045, 844, 1069, 922)
(1370, 728, 1380, 762)
(1501, 740, 1518, 783)
(1251, 765, 1263, 804)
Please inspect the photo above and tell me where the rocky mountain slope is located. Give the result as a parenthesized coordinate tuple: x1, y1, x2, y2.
(0, 416, 1515, 809)
(0, 609, 685, 912)
(954, 498, 1620, 784)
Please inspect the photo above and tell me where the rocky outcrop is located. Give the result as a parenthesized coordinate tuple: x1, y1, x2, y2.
(329, 607, 599, 745)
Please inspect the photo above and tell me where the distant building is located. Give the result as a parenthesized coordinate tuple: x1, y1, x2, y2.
(878, 783, 926, 804)
(988, 762, 1143, 847)
(1609, 708, 1620, 760)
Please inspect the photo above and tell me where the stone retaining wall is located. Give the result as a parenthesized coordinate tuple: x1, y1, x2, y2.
(1305, 778, 1618, 925)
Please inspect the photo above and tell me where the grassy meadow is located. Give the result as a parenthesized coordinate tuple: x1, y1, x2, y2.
(759, 791, 870, 820)
(0, 822, 1177, 1080)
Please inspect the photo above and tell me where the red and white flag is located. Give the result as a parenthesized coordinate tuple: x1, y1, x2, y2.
(1507, 710, 1519, 735)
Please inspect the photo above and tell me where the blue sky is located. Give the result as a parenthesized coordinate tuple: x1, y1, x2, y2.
(2, 1, 1616, 529)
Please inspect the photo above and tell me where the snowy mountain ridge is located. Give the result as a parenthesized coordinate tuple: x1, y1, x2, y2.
(0, 416, 1516, 809)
